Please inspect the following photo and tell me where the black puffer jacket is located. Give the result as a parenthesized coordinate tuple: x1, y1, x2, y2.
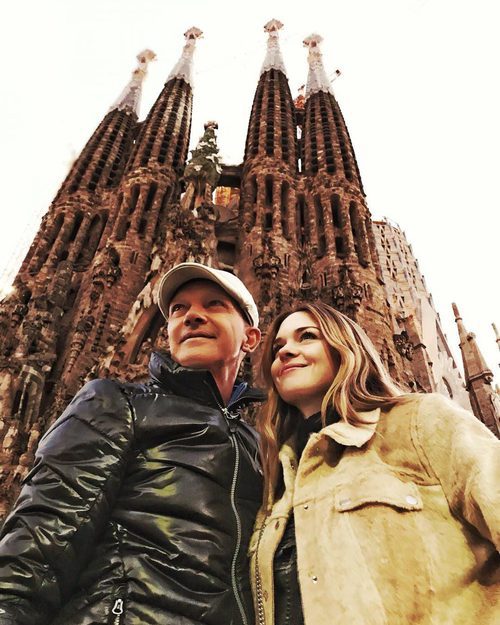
(0, 352, 263, 625)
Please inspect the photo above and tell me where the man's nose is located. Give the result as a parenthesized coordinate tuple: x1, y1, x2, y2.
(183, 307, 207, 325)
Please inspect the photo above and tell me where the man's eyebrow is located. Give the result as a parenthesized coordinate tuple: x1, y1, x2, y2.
(168, 298, 185, 308)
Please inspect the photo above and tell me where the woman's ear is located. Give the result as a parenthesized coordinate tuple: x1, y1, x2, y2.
(242, 327, 261, 353)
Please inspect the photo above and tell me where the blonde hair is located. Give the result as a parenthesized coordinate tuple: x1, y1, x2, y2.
(257, 302, 408, 506)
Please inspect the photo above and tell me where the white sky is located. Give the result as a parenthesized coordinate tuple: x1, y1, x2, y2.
(1, 0, 498, 383)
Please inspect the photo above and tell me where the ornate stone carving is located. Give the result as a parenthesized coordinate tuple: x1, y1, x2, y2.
(331, 265, 363, 317)
(393, 330, 414, 360)
(182, 121, 222, 215)
(253, 244, 282, 281)
(296, 244, 319, 299)
(92, 245, 121, 288)
(11, 303, 28, 327)
(253, 239, 282, 306)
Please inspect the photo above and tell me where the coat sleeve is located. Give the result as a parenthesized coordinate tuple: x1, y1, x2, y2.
(413, 393, 500, 550)
(0, 379, 135, 625)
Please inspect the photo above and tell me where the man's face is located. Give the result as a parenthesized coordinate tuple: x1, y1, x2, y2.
(167, 280, 255, 373)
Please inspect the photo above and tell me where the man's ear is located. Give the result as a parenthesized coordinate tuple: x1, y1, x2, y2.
(241, 327, 261, 353)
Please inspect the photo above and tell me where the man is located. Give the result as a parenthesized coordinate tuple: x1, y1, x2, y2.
(0, 262, 263, 625)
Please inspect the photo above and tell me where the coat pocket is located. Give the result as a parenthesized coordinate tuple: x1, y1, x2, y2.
(333, 471, 423, 512)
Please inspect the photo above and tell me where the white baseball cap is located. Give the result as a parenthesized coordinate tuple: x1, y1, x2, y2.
(158, 262, 259, 327)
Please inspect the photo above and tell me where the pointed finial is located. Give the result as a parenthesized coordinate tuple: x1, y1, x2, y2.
(167, 27, 203, 87)
(493, 323, 500, 349)
(452, 302, 461, 320)
(110, 49, 157, 115)
(303, 33, 332, 99)
(261, 19, 287, 76)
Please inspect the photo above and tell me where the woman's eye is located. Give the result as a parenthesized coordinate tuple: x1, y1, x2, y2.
(170, 303, 183, 313)
(300, 331, 317, 341)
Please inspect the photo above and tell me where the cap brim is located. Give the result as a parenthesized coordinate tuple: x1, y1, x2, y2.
(158, 264, 257, 326)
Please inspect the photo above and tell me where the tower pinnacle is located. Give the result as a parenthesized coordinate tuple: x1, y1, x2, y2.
(110, 49, 157, 115)
(493, 322, 500, 352)
(452, 302, 499, 435)
(303, 33, 332, 99)
(167, 27, 203, 86)
(261, 19, 287, 76)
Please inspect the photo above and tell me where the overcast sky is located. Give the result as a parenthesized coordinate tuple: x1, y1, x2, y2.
(1, 0, 498, 383)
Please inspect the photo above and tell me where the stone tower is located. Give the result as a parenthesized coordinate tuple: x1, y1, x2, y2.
(42, 28, 203, 422)
(235, 20, 299, 329)
(0, 29, 206, 513)
(0, 50, 156, 511)
(236, 27, 412, 387)
(98, 118, 223, 384)
(452, 303, 500, 436)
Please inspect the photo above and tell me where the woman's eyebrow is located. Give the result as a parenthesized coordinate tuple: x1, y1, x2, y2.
(274, 325, 320, 342)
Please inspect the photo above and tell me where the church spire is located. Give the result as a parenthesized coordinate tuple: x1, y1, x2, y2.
(493, 323, 500, 352)
(260, 19, 287, 76)
(452, 303, 500, 436)
(303, 33, 332, 99)
(167, 26, 203, 86)
(110, 49, 156, 115)
(452, 303, 491, 374)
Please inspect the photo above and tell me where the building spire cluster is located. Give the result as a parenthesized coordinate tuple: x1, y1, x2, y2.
(0, 22, 497, 517)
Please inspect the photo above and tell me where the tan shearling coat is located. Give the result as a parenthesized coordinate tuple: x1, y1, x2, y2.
(250, 393, 500, 625)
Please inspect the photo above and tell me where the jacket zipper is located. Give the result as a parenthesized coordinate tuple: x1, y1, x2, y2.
(228, 421, 249, 625)
(109, 598, 124, 625)
(254, 516, 268, 625)
(208, 382, 250, 625)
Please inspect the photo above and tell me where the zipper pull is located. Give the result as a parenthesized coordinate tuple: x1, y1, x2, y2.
(222, 407, 240, 432)
(112, 599, 124, 615)
(222, 407, 240, 420)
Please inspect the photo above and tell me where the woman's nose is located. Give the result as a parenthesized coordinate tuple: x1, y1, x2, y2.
(277, 342, 297, 360)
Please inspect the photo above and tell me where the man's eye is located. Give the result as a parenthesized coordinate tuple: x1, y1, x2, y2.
(208, 299, 225, 307)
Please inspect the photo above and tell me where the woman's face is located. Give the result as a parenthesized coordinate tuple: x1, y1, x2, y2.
(270, 311, 339, 418)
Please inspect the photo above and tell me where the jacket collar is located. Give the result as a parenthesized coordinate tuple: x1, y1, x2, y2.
(148, 350, 265, 409)
(320, 408, 380, 447)
(280, 407, 381, 456)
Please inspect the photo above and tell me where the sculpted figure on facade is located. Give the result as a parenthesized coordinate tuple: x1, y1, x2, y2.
(331, 264, 363, 318)
(91, 245, 121, 289)
(394, 330, 414, 360)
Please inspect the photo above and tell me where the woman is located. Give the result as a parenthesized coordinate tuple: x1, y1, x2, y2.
(250, 302, 499, 625)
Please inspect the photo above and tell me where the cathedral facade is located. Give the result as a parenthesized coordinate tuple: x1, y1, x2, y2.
(0, 22, 497, 515)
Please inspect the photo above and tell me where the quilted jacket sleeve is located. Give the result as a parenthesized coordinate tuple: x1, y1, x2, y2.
(413, 393, 500, 550)
(0, 379, 135, 625)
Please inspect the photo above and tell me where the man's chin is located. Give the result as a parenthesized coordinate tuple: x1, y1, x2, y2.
(173, 351, 215, 370)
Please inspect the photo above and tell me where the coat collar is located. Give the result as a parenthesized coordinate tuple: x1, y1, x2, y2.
(279, 407, 381, 458)
(321, 408, 380, 447)
(148, 350, 265, 409)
